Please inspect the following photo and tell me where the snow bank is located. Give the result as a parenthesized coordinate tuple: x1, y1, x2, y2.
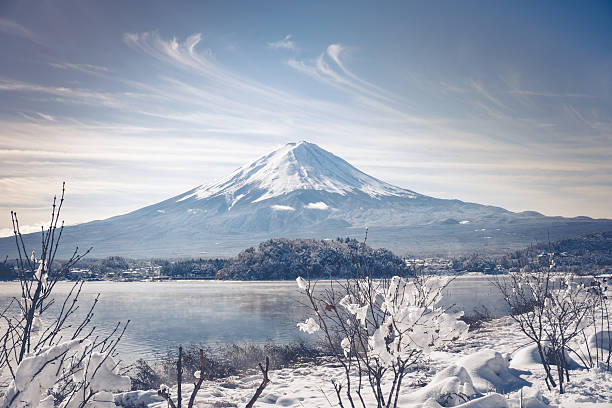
(1, 339, 85, 408)
(587, 330, 612, 354)
(452, 393, 508, 407)
(509, 386, 549, 408)
(551, 367, 612, 407)
(114, 390, 164, 407)
(401, 364, 476, 406)
(510, 344, 581, 371)
(510, 344, 545, 370)
(400, 350, 529, 407)
(456, 350, 527, 394)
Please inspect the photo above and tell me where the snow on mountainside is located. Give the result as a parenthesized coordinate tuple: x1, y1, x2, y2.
(177, 141, 418, 205)
(1, 141, 611, 258)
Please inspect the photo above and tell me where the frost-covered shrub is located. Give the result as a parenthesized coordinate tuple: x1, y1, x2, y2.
(297, 274, 469, 408)
(458, 305, 493, 332)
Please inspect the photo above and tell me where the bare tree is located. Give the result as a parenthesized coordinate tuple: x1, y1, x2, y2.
(0, 183, 130, 407)
(495, 253, 594, 393)
(572, 276, 611, 371)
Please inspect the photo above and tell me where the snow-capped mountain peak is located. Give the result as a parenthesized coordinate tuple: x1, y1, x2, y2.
(2, 141, 609, 259)
(178, 141, 418, 204)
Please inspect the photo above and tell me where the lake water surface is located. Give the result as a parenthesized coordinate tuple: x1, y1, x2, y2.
(0, 276, 505, 364)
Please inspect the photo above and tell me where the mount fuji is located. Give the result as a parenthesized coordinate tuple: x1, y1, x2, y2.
(2, 141, 611, 258)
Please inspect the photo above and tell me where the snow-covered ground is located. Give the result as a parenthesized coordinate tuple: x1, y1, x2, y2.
(114, 316, 612, 407)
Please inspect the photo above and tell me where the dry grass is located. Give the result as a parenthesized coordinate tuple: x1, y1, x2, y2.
(128, 341, 325, 391)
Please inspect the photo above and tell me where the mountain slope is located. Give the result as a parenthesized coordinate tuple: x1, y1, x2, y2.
(1, 141, 611, 258)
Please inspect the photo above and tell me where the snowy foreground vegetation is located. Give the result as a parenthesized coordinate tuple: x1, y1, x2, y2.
(3, 265, 611, 407)
(113, 315, 612, 408)
(109, 272, 612, 408)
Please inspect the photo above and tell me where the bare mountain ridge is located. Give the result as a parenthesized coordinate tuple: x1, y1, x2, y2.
(1, 141, 611, 258)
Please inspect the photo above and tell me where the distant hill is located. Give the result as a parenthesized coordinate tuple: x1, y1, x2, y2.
(215, 237, 410, 280)
(498, 231, 612, 275)
(1, 141, 611, 258)
(447, 231, 612, 275)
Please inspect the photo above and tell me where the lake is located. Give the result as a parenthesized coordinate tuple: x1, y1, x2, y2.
(0, 276, 506, 364)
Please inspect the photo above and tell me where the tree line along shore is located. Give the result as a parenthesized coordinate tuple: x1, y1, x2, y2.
(2, 232, 610, 281)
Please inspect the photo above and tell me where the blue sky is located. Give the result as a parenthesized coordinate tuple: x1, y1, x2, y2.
(1, 0, 611, 235)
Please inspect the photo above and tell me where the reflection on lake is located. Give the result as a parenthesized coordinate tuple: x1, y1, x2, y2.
(0, 276, 506, 364)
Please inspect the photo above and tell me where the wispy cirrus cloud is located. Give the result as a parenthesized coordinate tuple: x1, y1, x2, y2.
(0, 78, 126, 107)
(288, 44, 401, 106)
(123, 32, 215, 75)
(500, 72, 592, 100)
(119, 31, 427, 138)
(35, 112, 55, 121)
(267, 34, 295, 50)
(508, 89, 591, 98)
(0, 18, 44, 45)
(49, 62, 110, 75)
(467, 79, 506, 109)
(288, 44, 446, 129)
(6, 32, 607, 161)
(562, 103, 612, 133)
(123, 31, 307, 105)
(325, 44, 397, 102)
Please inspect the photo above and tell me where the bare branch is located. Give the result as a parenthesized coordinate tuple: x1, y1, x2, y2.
(245, 356, 270, 408)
